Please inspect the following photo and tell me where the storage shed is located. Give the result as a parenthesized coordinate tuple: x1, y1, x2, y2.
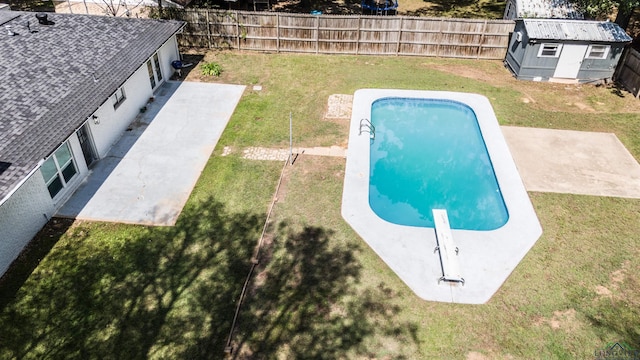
(505, 19, 633, 83)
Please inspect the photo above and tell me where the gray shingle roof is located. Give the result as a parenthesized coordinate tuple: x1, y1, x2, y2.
(523, 19, 633, 42)
(0, 11, 183, 202)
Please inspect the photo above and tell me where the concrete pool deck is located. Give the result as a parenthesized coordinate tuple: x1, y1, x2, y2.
(57, 81, 246, 225)
(342, 89, 542, 304)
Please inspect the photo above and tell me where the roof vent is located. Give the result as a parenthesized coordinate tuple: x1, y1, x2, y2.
(35, 13, 54, 25)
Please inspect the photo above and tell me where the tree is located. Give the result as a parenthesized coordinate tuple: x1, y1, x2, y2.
(571, 0, 616, 19)
(614, 0, 640, 30)
(570, 0, 639, 29)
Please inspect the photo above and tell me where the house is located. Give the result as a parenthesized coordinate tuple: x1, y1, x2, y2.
(503, 0, 583, 20)
(0, 9, 184, 276)
(504, 19, 632, 83)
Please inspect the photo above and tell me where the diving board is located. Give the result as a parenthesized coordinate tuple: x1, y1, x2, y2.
(433, 209, 464, 284)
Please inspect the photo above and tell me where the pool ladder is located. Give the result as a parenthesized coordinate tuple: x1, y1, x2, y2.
(359, 118, 375, 140)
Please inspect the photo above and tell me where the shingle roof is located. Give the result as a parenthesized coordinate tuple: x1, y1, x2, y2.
(0, 11, 183, 203)
(523, 19, 633, 42)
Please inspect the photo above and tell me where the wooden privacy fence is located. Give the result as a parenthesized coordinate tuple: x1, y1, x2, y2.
(616, 47, 640, 98)
(171, 10, 515, 59)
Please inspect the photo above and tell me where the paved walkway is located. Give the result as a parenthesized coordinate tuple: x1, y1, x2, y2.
(240, 146, 346, 161)
(57, 81, 246, 225)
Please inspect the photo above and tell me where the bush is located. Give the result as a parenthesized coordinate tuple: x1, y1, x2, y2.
(201, 62, 222, 77)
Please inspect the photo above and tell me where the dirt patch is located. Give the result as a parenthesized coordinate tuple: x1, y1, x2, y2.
(572, 102, 596, 112)
(54, 1, 150, 18)
(466, 351, 490, 360)
(611, 267, 626, 284)
(535, 309, 581, 332)
(466, 350, 515, 360)
(550, 309, 578, 330)
(595, 285, 613, 298)
(594, 261, 631, 300)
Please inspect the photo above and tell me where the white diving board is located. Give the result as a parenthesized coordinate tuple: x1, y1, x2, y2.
(432, 209, 464, 285)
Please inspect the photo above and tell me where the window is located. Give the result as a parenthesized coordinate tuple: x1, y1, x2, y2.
(41, 142, 77, 198)
(111, 87, 126, 109)
(147, 60, 156, 90)
(147, 52, 163, 91)
(153, 53, 163, 83)
(586, 45, 610, 59)
(538, 43, 562, 58)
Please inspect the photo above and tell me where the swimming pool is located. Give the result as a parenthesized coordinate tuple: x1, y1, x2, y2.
(369, 97, 508, 230)
(342, 89, 542, 304)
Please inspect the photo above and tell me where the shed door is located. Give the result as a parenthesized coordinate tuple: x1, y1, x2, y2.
(554, 44, 588, 79)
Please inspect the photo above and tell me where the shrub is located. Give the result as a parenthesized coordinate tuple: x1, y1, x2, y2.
(201, 62, 222, 77)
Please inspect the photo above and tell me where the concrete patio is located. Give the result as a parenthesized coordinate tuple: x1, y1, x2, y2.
(501, 126, 640, 199)
(57, 81, 246, 225)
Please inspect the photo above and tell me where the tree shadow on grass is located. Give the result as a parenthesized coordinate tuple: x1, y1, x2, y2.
(580, 271, 640, 349)
(0, 197, 261, 359)
(0, 197, 419, 359)
(0, 218, 73, 312)
(233, 224, 421, 358)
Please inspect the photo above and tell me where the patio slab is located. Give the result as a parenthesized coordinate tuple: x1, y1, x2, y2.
(57, 81, 246, 225)
(501, 126, 640, 199)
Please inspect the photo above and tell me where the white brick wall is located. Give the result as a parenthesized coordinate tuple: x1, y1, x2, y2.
(89, 35, 180, 159)
(0, 172, 55, 276)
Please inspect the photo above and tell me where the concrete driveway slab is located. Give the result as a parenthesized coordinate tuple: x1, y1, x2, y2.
(501, 126, 640, 198)
(57, 81, 246, 225)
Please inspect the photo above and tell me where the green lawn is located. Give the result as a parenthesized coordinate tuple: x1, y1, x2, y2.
(1, 52, 639, 359)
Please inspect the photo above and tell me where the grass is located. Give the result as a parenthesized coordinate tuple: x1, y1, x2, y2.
(1, 51, 640, 359)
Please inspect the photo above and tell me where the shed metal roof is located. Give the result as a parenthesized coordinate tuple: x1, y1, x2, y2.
(523, 19, 633, 42)
(0, 11, 184, 203)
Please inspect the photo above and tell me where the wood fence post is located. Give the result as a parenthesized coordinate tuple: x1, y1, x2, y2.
(206, 10, 211, 49)
(477, 19, 487, 59)
(356, 16, 361, 55)
(315, 15, 320, 54)
(436, 18, 443, 57)
(235, 11, 240, 51)
(396, 17, 403, 56)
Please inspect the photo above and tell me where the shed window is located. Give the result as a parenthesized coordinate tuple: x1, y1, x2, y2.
(586, 45, 610, 59)
(538, 43, 562, 57)
(111, 87, 126, 109)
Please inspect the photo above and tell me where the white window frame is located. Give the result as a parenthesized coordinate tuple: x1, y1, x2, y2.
(40, 142, 78, 199)
(146, 52, 163, 91)
(111, 87, 126, 109)
(538, 43, 562, 58)
(585, 44, 610, 59)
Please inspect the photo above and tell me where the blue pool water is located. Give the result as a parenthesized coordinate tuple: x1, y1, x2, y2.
(369, 97, 509, 230)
